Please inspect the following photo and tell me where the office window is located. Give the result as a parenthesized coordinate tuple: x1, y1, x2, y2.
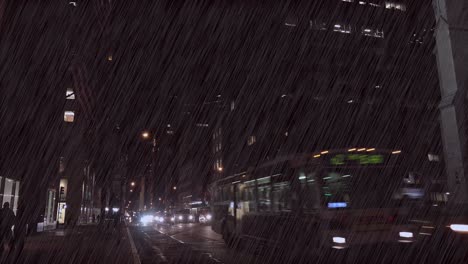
(385, 2, 406, 11)
(248, 136, 256, 146)
(64, 111, 75, 122)
(66, 88, 75, 100)
(428, 153, 440, 162)
(333, 24, 352, 34)
(362, 28, 385, 38)
(309, 20, 327, 31)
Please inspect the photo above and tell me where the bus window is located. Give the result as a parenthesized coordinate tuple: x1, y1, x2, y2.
(321, 167, 401, 209)
(272, 181, 291, 211)
(298, 170, 321, 211)
(255, 176, 271, 212)
(241, 181, 257, 212)
(222, 185, 233, 201)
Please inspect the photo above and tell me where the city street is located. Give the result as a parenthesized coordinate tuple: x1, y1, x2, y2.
(2, 0, 467, 263)
(130, 223, 271, 264)
(129, 222, 457, 264)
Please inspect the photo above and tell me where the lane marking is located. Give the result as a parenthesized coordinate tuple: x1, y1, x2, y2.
(126, 226, 142, 264)
(170, 235, 185, 244)
(143, 231, 169, 262)
(154, 224, 225, 263)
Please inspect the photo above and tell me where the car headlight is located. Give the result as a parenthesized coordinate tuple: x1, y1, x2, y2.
(178, 215, 183, 220)
(171, 217, 175, 221)
(206, 214, 212, 220)
(450, 224, 468, 233)
(141, 215, 153, 224)
(189, 215, 193, 220)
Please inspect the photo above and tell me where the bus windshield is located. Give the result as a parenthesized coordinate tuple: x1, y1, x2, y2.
(299, 166, 407, 209)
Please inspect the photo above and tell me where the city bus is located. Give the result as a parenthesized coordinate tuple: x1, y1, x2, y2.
(210, 148, 433, 256)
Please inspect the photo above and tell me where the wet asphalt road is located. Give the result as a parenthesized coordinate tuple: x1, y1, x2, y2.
(130, 222, 271, 264)
(128, 222, 467, 264)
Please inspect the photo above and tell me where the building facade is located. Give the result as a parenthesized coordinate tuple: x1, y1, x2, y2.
(211, 0, 442, 185)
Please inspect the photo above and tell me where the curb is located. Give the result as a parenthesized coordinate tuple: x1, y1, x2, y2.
(125, 226, 142, 264)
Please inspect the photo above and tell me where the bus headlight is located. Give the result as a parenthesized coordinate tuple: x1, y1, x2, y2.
(171, 217, 175, 222)
(450, 224, 468, 233)
(178, 215, 183, 220)
(332, 237, 346, 244)
(399, 232, 414, 238)
(189, 215, 194, 220)
(206, 214, 212, 220)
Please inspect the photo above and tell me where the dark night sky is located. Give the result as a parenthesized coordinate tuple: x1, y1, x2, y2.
(0, 0, 440, 194)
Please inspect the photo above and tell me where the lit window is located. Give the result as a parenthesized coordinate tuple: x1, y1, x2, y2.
(69, 1, 77, 6)
(310, 20, 327, 31)
(64, 111, 75, 122)
(66, 88, 75, 100)
(333, 24, 352, 34)
(231, 101, 235, 111)
(248, 136, 256, 146)
(359, 1, 366, 4)
(428, 154, 440, 162)
(362, 27, 384, 38)
(342, 0, 353, 2)
(385, 2, 406, 11)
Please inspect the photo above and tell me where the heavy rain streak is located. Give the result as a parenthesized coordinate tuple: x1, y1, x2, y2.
(0, 0, 467, 263)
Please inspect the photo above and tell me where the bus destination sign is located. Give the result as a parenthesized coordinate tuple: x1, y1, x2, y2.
(329, 154, 384, 166)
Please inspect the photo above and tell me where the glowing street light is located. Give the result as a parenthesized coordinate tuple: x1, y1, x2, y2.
(142, 131, 150, 139)
(131, 182, 135, 186)
(173, 186, 177, 190)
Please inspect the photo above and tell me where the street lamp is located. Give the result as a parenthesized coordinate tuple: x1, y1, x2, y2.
(173, 186, 177, 190)
(142, 131, 150, 139)
(131, 182, 135, 186)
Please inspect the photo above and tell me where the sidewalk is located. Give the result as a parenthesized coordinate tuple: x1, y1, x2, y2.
(9, 224, 137, 264)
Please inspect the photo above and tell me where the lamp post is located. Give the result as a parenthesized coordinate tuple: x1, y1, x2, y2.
(141, 130, 157, 210)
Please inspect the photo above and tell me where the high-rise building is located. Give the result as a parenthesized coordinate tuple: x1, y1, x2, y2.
(57, 0, 118, 225)
(211, 0, 442, 183)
